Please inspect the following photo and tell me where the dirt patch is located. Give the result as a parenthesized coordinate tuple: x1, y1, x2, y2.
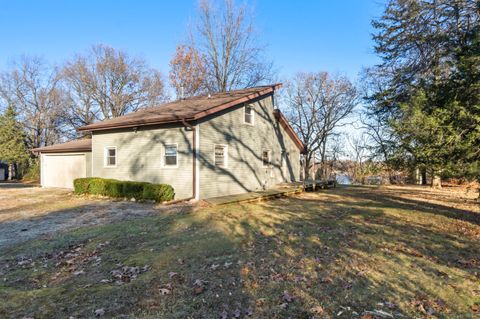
(0, 185, 196, 251)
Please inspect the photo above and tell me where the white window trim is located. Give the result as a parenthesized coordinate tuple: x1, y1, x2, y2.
(162, 143, 179, 168)
(213, 144, 228, 168)
(243, 105, 255, 126)
(262, 150, 271, 168)
(104, 146, 117, 168)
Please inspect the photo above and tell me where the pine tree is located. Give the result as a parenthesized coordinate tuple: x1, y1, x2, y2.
(0, 104, 30, 180)
(368, 0, 479, 189)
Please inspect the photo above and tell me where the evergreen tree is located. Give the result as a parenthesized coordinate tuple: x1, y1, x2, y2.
(0, 104, 30, 180)
(368, 0, 479, 189)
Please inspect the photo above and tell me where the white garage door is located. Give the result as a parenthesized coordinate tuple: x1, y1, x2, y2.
(43, 154, 86, 189)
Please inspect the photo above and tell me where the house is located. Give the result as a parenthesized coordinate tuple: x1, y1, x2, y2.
(32, 84, 305, 199)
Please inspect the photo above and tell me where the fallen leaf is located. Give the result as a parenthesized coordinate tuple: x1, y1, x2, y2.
(159, 288, 171, 295)
(233, 308, 241, 318)
(94, 308, 105, 316)
(282, 290, 294, 303)
(311, 306, 324, 314)
(194, 286, 204, 295)
(255, 298, 266, 306)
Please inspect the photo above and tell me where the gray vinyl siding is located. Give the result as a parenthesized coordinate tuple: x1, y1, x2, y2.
(91, 125, 193, 199)
(85, 152, 92, 177)
(198, 94, 301, 199)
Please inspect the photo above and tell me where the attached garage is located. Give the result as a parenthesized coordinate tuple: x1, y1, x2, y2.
(32, 139, 92, 189)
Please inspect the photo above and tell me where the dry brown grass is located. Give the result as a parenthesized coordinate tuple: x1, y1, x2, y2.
(0, 185, 479, 318)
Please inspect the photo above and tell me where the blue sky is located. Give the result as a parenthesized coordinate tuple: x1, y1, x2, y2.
(0, 0, 384, 82)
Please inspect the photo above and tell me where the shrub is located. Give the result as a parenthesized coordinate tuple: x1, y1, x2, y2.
(123, 181, 150, 199)
(105, 179, 124, 198)
(88, 178, 113, 196)
(143, 183, 175, 202)
(73, 177, 175, 202)
(73, 178, 92, 194)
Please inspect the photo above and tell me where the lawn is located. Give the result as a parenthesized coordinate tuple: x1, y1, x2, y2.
(0, 186, 479, 318)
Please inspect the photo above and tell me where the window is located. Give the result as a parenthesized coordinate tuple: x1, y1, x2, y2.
(104, 147, 116, 167)
(164, 144, 178, 167)
(262, 150, 271, 167)
(214, 144, 227, 167)
(244, 105, 254, 125)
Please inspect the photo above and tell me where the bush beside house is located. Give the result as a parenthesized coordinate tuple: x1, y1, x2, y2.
(74, 178, 175, 202)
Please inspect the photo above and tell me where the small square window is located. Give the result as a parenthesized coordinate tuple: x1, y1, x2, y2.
(214, 145, 227, 167)
(164, 144, 178, 167)
(262, 150, 270, 167)
(244, 105, 254, 125)
(105, 147, 116, 167)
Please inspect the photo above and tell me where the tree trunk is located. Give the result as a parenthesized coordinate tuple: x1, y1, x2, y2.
(431, 174, 442, 189)
(8, 163, 14, 181)
(385, 170, 392, 185)
(421, 168, 427, 185)
(304, 156, 311, 181)
(320, 140, 327, 180)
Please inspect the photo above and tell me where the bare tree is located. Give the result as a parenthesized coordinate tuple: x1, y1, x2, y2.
(0, 57, 65, 148)
(359, 67, 403, 183)
(60, 44, 167, 127)
(284, 72, 358, 179)
(347, 134, 369, 184)
(173, 0, 273, 94)
(169, 44, 207, 98)
(59, 56, 98, 138)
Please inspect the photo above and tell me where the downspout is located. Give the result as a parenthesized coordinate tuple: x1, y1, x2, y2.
(182, 119, 197, 200)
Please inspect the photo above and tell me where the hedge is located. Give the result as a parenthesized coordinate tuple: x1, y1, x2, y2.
(143, 183, 176, 202)
(73, 177, 175, 202)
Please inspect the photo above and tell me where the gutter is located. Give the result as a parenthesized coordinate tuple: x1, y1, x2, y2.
(181, 118, 197, 200)
(77, 85, 283, 133)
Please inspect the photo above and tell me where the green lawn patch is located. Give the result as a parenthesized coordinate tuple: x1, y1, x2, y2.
(0, 186, 479, 318)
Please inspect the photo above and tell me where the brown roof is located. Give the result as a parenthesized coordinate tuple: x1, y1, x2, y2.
(78, 84, 282, 132)
(273, 109, 306, 153)
(72, 83, 304, 153)
(32, 139, 92, 153)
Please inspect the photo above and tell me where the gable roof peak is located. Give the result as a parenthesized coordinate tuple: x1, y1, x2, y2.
(78, 84, 282, 132)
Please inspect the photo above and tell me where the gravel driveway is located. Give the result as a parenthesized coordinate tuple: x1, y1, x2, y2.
(0, 183, 194, 251)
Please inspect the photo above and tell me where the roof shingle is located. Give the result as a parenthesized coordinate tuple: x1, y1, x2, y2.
(33, 84, 304, 154)
(78, 84, 282, 132)
(32, 139, 92, 153)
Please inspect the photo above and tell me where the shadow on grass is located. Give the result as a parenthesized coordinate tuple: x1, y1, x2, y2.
(0, 182, 37, 189)
(0, 186, 479, 318)
(335, 185, 480, 226)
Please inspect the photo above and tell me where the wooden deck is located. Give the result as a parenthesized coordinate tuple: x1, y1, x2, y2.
(204, 180, 336, 206)
(205, 186, 303, 206)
